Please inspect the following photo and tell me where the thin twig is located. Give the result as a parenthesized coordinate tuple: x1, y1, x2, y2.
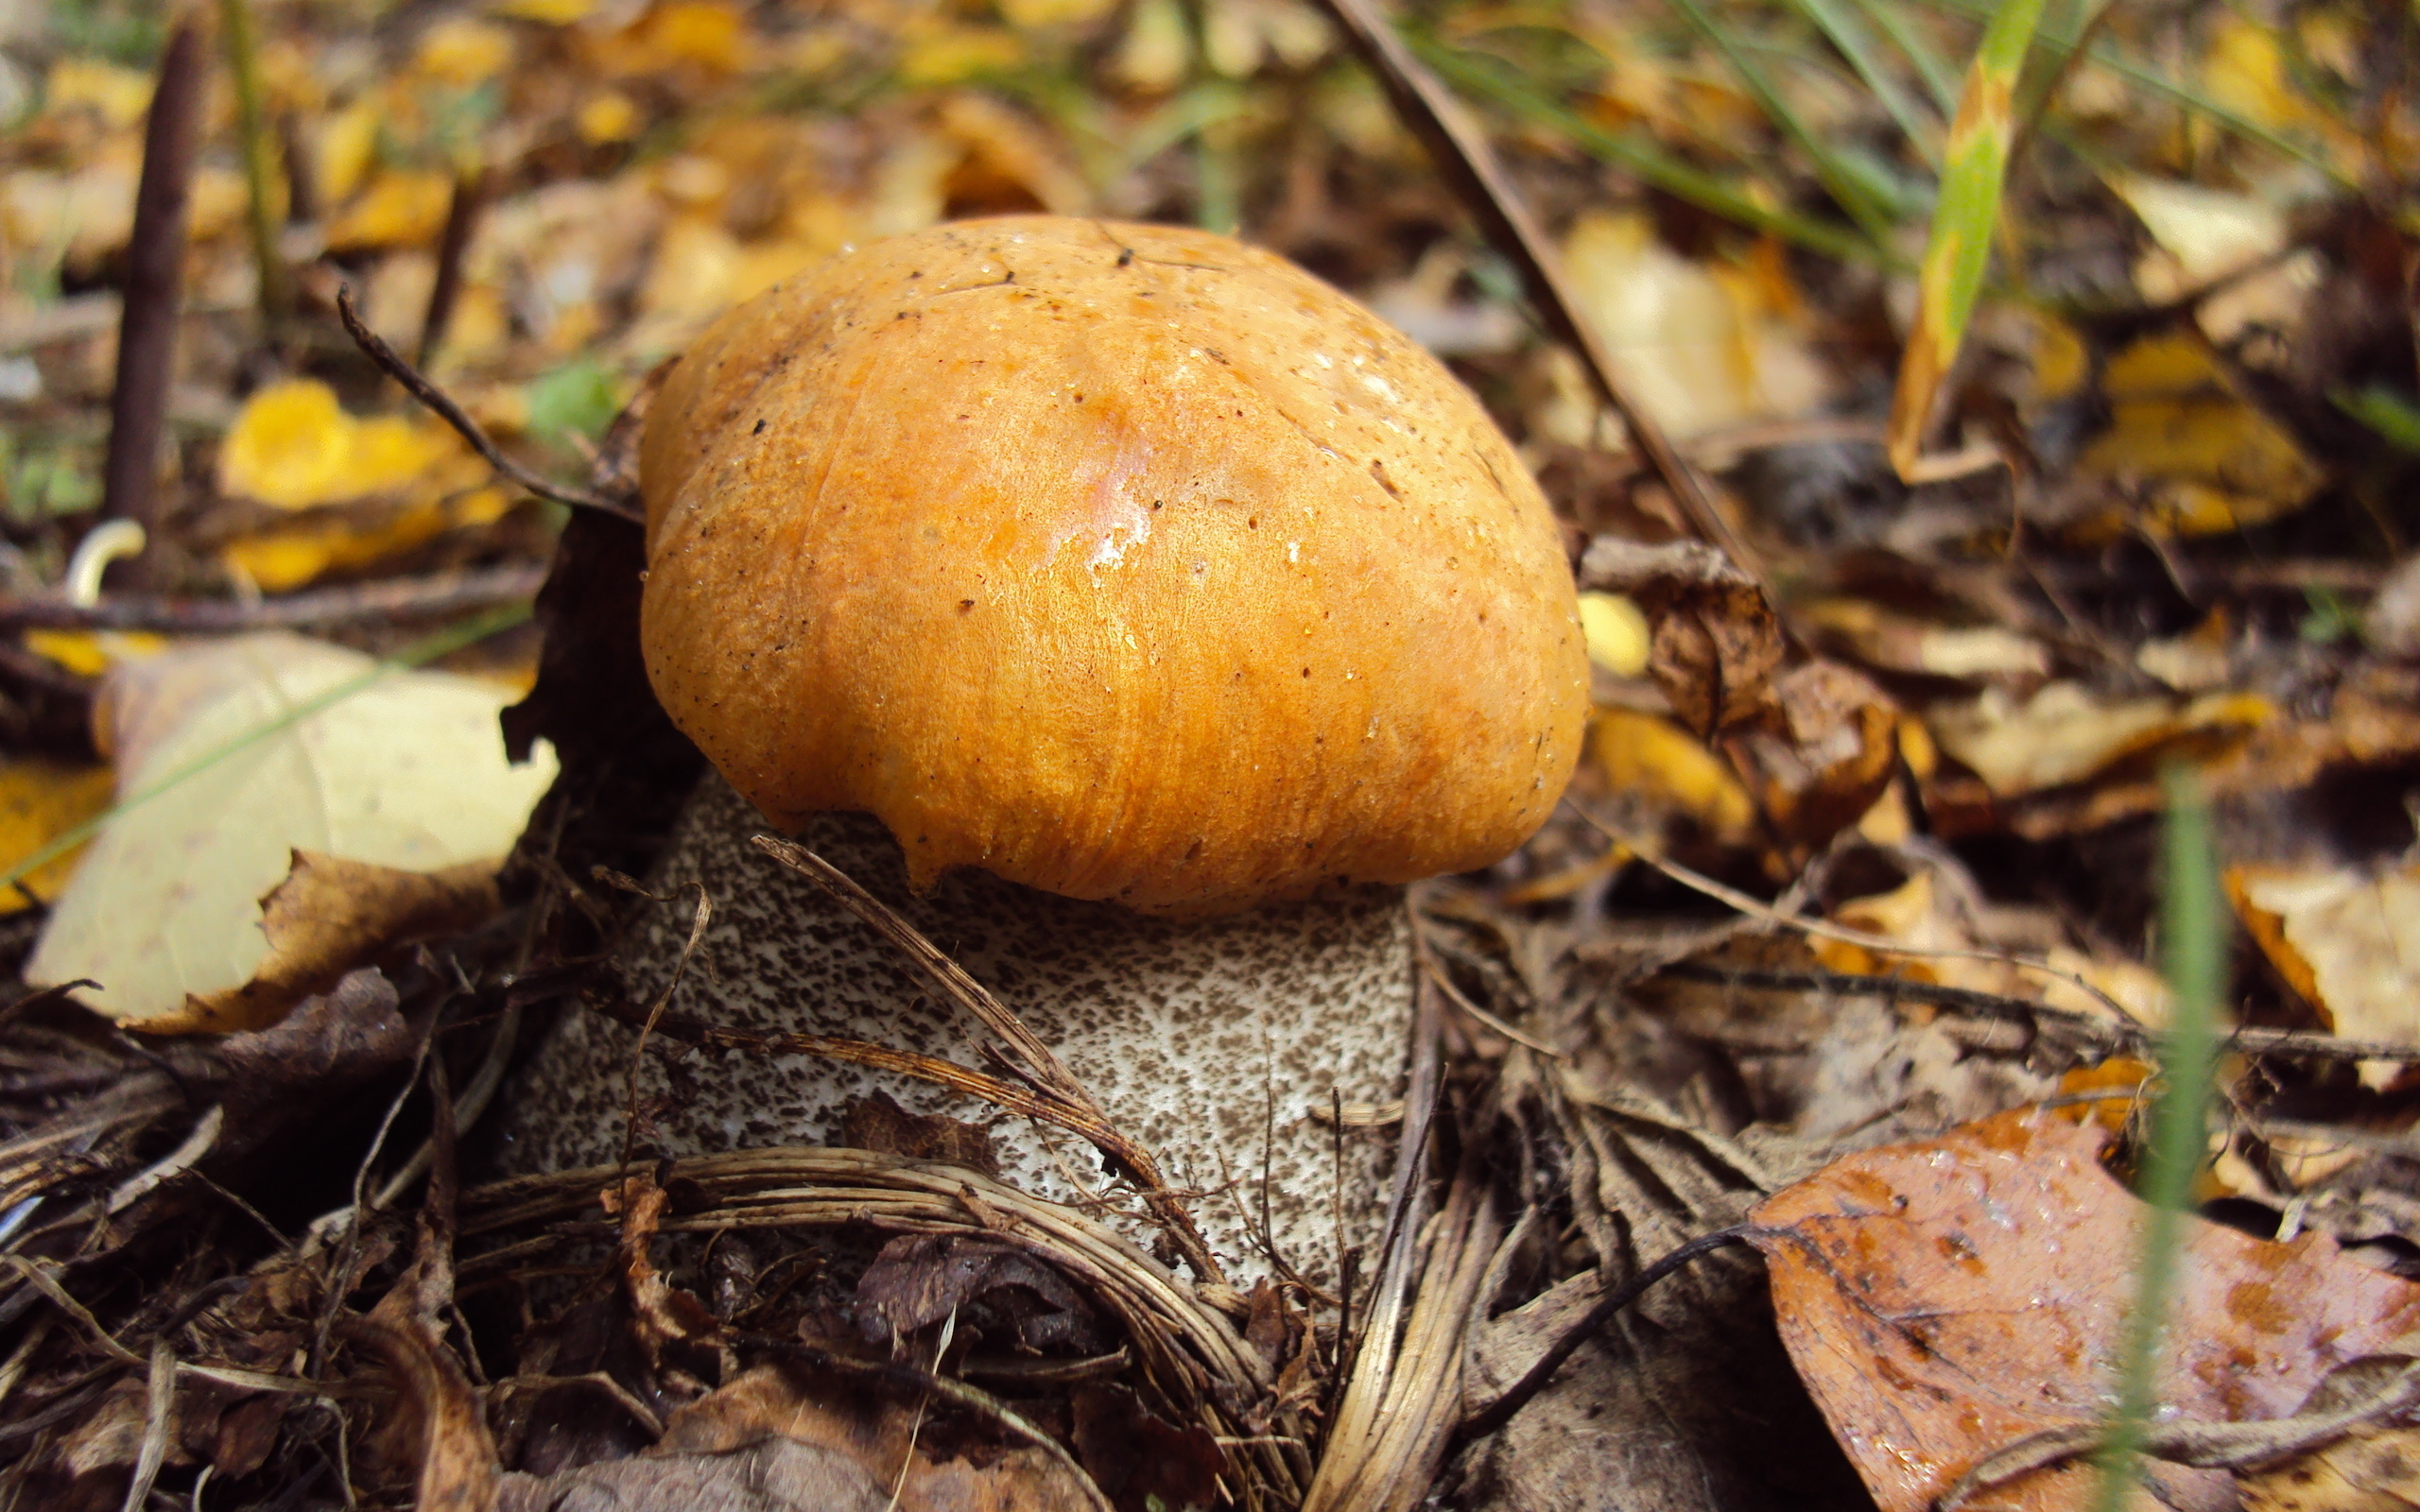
(100, 18, 206, 538)
(1307, 0, 1776, 607)
(419, 168, 485, 369)
(9, 561, 548, 635)
(0, 562, 545, 633)
(1458, 1226, 1757, 1438)
(333, 286, 639, 523)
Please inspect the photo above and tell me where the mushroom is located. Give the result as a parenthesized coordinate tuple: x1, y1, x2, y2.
(496, 216, 1586, 1282)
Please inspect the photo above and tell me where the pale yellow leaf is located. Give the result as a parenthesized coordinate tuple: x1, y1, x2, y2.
(25, 634, 557, 1022)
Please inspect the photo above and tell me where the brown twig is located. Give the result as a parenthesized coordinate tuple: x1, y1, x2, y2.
(99, 18, 206, 539)
(748, 835, 1226, 1286)
(419, 168, 486, 370)
(0, 562, 546, 633)
(333, 285, 640, 523)
(1306, 0, 1776, 608)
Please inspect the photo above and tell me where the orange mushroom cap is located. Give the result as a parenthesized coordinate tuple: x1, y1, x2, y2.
(638, 215, 1587, 917)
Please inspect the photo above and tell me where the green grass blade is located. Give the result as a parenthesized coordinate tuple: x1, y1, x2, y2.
(1416, 40, 1888, 266)
(1660, 0, 1900, 244)
(1884, 0, 2045, 477)
(2333, 386, 2420, 453)
(1786, 0, 1945, 160)
(0, 602, 535, 897)
(1909, 0, 2357, 188)
(1856, 0, 1965, 112)
(2091, 766, 2225, 1512)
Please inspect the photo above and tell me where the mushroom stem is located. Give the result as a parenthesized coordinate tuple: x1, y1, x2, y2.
(496, 769, 1411, 1284)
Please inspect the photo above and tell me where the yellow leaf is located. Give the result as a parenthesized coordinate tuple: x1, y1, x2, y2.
(326, 171, 455, 252)
(315, 99, 382, 207)
(218, 380, 469, 513)
(2230, 861, 2420, 1089)
(146, 851, 502, 1035)
(2075, 332, 2324, 538)
(3, 159, 139, 268)
(492, 0, 596, 20)
(1928, 681, 2271, 796)
(1578, 592, 1651, 676)
(898, 23, 1028, 85)
(576, 90, 641, 146)
(1000, 0, 1120, 26)
(220, 498, 452, 593)
(23, 629, 166, 678)
(344, 415, 458, 495)
(0, 760, 114, 912)
(25, 633, 557, 1022)
(1111, 0, 1190, 91)
(1562, 212, 1823, 439)
(631, 0, 750, 71)
(219, 381, 356, 509)
(43, 58, 155, 129)
(414, 17, 516, 85)
(1590, 709, 1754, 839)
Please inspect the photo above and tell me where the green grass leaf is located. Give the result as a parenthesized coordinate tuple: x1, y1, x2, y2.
(1885, 0, 2046, 477)
(1661, 0, 1901, 245)
(1415, 40, 1886, 266)
(2091, 766, 2225, 1512)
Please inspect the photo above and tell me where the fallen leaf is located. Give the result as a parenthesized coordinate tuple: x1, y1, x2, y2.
(2072, 333, 2325, 539)
(1589, 709, 1756, 842)
(509, 1362, 1096, 1512)
(1563, 211, 1825, 440)
(217, 379, 469, 511)
(2243, 1418, 2420, 1511)
(1581, 536, 1785, 736)
(325, 170, 456, 252)
(1928, 681, 2271, 797)
(1072, 1383, 1227, 1512)
(147, 851, 500, 1035)
(856, 1233, 1107, 1354)
(1751, 1108, 2420, 1512)
(2229, 862, 2420, 1084)
(838, 1090, 1000, 1176)
(25, 633, 556, 1022)
(1722, 660, 1898, 850)
(1802, 597, 2052, 680)
(0, 758, 114, 911)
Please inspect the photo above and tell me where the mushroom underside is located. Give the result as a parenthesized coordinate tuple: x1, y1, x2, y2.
(493, 770, 1412, 1283)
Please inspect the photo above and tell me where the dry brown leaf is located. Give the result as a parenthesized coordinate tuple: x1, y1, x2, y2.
(141, 851, 499, 1035)
(1722, 660, 1898, 851)
(544, 1362, 1098, 1512)
(1751, 1108, 2420, 1512)
(1579, 537, 1785, 737)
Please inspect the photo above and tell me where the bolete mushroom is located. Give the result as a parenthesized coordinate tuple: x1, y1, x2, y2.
(496, 216, 1585, 1281)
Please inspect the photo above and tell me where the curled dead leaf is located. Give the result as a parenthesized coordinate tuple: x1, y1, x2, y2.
(1581, 537, 1785, 737)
